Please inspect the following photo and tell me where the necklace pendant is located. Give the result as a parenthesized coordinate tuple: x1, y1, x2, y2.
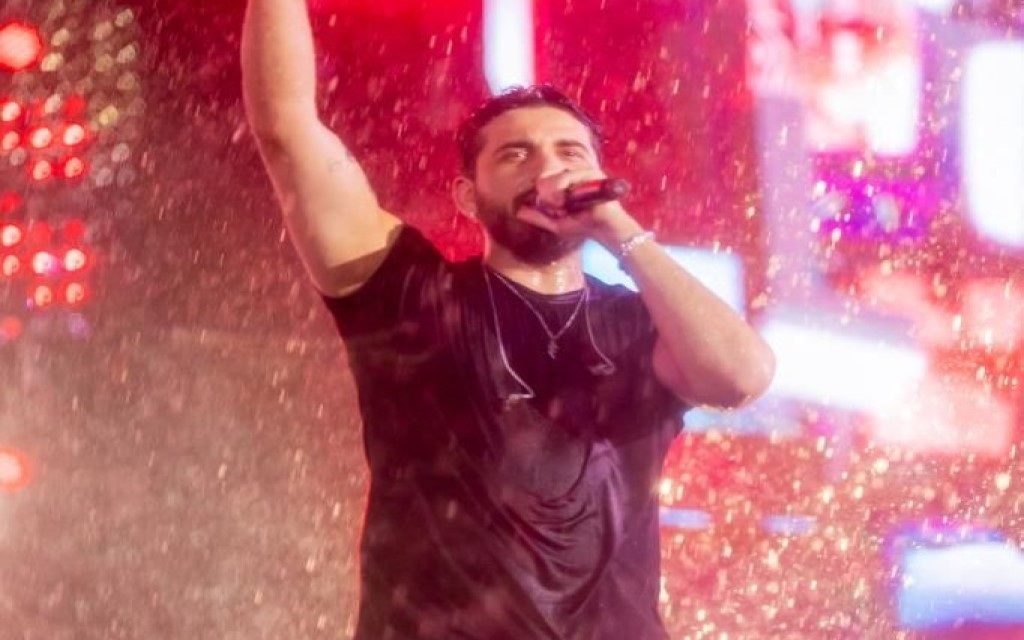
(547, 340, 559, 359)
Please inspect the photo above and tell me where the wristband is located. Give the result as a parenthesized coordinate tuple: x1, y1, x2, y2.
(618, 230, 656, 261)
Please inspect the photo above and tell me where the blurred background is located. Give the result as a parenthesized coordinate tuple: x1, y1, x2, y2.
(0, 0, 1022, 637)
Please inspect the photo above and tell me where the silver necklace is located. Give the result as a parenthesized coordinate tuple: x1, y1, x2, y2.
(486, 268, 587, 359)
(481, 265, 618, 407)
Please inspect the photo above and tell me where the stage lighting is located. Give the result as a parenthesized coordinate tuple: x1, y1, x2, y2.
(64, 282, 86, 305)
(30, 283, 53, 308)
(1, 131, 19, 152)
(31, 250, 58, 275)
(1, 223, 22, 247)
(27, 126, 52, 149)
(0, 22, 44, 72)
(62, 156, 87, 179)
(0, 99, 22, 122)
(0, 316, 22, 342)
(63, 248, 87, 272)
(62, 123, 86, 146)
(0, 446, 31, 491)
(1, 255, 19, 277)
(29, 158, 53, 181)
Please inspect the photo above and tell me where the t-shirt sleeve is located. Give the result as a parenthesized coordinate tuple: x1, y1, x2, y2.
(599, 284, 691, 426)
(320, 225, 446, 340)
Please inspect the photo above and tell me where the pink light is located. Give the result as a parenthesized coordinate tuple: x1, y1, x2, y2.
(872, 373, 1014, 457)
(0, 22, 44, 72)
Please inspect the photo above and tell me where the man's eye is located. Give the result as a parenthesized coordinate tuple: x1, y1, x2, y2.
(499, 149, 527, 162)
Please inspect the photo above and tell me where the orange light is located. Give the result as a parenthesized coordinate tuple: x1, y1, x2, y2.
(29, 158, 53, 181)
(0, 99, 23, 122)
(31, 251, 56, 275)
(31, 283, 53, 307)
(1, 255, 20, 277)
(0, 131, 19, 152)
(0, 22, 45, 72)
(0, 446, 31, 491)
(62, 123, 86, 146)
(0, 316, 22, 341)
(28, 126, 53, 149)
(63, 156, 86, 179)
(64, 248, 87, 271)
(65, 282, 87, 305)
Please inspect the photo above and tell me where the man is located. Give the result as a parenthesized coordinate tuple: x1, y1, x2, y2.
(241, 2, 776, 638)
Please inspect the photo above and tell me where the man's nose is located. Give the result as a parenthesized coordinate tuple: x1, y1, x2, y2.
(532, 150, 567, 181)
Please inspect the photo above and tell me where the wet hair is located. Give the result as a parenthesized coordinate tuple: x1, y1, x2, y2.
(455, 85, 604, 177)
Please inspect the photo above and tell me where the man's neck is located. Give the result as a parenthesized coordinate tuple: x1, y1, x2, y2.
(483, 245, 585, 295)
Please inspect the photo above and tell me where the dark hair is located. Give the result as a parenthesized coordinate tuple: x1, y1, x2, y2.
(455, 85, 604, 177)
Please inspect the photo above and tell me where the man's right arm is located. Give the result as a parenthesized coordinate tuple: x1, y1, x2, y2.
(241, 0, 402, 297)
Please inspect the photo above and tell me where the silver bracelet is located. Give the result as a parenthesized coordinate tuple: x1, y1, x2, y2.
(618, 230, 656, 261)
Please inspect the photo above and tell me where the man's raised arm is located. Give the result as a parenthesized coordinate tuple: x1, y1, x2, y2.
(241, 0, 402, 296)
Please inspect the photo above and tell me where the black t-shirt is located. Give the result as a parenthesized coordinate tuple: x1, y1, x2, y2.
(322, 226, 687, 640)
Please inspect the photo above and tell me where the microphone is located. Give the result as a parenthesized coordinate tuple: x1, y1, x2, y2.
(514, 178, 631, 216)
(564, 178, 631, 213)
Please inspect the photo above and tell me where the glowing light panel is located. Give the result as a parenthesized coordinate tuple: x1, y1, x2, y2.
(963, 41, 1024, 248)
(483, 0, 534, 94)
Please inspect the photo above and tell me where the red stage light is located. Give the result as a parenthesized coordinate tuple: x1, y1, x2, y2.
(63, 94, 86, 118)
(65, 282, 87, 305)
(62, 156, 87, 179)
(28, 126, 53, 149)
(1, 255, 19, 277)
(0, 131, 19, 152)
(0, 190, 21, 214)
(0, 316, 23, 341)
(63, 219, 86, 242)
(0, 446, 31, 491)
(0, 22, 44, 72)
(31, 250, 57, 275)
(62, 123, 86, 146)
(63, 248, 87, 271)
(1, 223, 22, 247)
(0, 99, 22, 122)
(29, 158, 53, 181)
(26, 222, 51, 244)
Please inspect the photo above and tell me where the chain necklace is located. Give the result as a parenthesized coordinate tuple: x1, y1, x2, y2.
(485, 268, 587, 359)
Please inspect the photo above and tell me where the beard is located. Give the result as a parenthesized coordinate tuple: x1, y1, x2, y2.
(475, 191, 583, 266)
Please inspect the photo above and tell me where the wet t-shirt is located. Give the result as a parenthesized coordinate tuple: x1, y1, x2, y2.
(322, 225, 686, 640)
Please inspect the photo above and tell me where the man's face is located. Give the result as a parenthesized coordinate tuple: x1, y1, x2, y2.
(470, 106, 600, 265)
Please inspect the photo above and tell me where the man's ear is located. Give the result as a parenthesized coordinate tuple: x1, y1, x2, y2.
(451, 175, 477, 220)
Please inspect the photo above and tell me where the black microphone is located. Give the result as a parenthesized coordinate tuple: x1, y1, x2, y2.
(514, 178, 631, 216)
(564, 178, 631, 213)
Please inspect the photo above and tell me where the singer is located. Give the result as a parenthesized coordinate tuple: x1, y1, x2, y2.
(241, 1, 775, 638)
